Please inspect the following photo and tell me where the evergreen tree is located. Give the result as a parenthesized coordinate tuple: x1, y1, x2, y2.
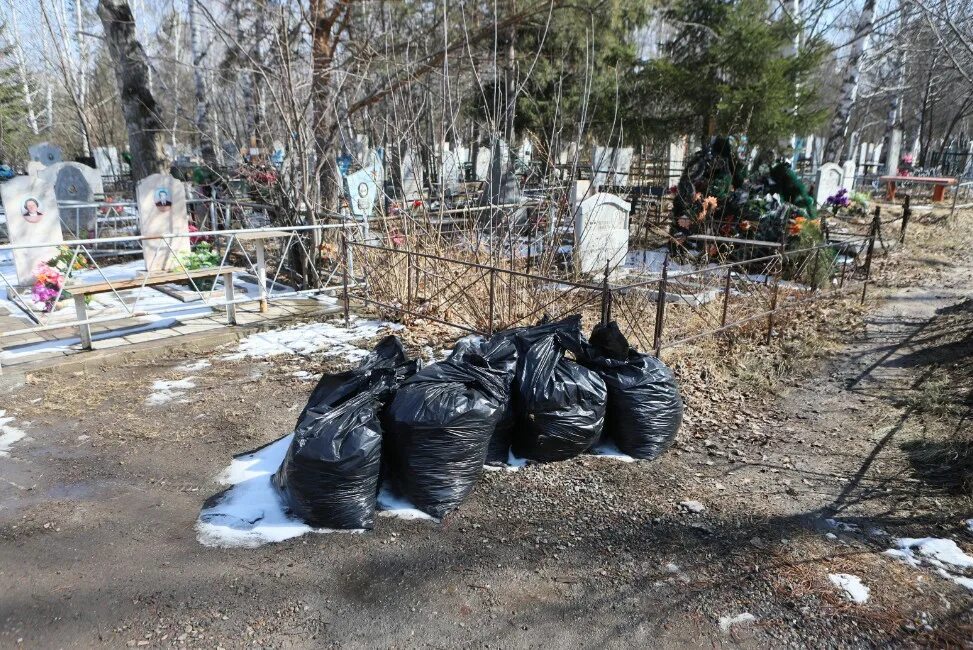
(629, 0, 826, 148)
(0, 20, 30, 164)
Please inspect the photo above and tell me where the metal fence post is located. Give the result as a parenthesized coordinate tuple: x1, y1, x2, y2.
(810, 245, 821, 293)
(720, 265, 732, 327)
(861, 206, 880, 306)
(488, 268, 496, 336)
(900, 195, 911, 244)
(949, 176, 960, 224)
(600, 261, 611, 325)
(342, 231, 350, 327)
(652, 254, 669, 357)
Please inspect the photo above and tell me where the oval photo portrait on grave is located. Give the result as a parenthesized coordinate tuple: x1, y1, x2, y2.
(154, 187, 172, 212)
(22, 197, 44, 224)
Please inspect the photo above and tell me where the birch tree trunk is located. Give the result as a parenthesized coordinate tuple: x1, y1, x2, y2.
(823, 0, 876, 163)
(189, 0, 216, 166)
(97, 0, 167, 180)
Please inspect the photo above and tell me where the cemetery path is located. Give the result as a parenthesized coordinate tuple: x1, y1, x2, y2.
(0, 216, 972, 647)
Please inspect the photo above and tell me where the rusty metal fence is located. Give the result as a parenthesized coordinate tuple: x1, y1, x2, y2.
(341, 211, 880, 356)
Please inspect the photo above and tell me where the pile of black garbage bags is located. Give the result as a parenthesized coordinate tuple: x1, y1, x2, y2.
(272, 315, 683, 530)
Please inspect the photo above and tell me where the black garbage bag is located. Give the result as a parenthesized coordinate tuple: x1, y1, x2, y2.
(273, 379, 390, 529)
(477, 335, 520, 464)
(512, 315, 608, 462)
(296, 335, 419, 425)
(582, 322, 683, 460)
(383, 339, 513, 519)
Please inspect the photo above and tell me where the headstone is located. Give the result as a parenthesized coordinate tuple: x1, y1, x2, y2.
(28, 142, 63, 165)
(592, 146, 634, 189)
(841, 160, 856, 193)
(455, 145, 470, 165)
(439, 149, 463, 195)
(518, 139, 533, 163)
(136, 174, 190, 272)
(400, 146, 423, 201)
(0, 176, 64, 286)
(815, 163, 843, 207)
(570, 180, 592, 215)
(575, 193, 630, 275)
(669, 137, 688, 185)
(26, 161, 45, 177)
(93, 145, 123, 176)
(40, 162, 105, 198)
(479, 140, 520, 206)
(49, 165, 96, 235)
(365, 148, 385, 191)
(885, 129, 902, 176)
(474, 147, 492, 181)
(344, 168, 378, 219)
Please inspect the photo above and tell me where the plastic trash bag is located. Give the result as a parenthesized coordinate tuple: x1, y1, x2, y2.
(478, 335, 520, 464)
(273, 379, 390, 530)
(274, 336, 420, 529)
(512, 315, 608, 462)
(582, 322, 683, 460)
(296, 335, 419, 425)
(383, 338, 514, 519)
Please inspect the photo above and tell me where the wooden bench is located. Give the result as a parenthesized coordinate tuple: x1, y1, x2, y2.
(880, 175, 956, 202)
(65, 266, 243, 350)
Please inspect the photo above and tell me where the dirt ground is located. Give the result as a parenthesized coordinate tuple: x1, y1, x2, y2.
(1, 207, 972, 648)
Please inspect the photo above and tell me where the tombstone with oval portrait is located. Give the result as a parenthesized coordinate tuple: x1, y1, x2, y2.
(136, 174, 190, 272)
(0, 176, 64, 287)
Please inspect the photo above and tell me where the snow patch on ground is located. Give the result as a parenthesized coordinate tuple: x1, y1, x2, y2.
(718, 613, 755, 632)
(884, 536, 973, 590)
(829, 573, 870, 603)
(590, 441, 636, 462)
(291, 371, 314, 380)
(177, 359, 211, 372)
(223, 318, 404, 361)
(0, 410, 26, 457)
(483, 449, 529, 472)
(146, 377, 196, 406)
(196, 433, 362, 548)
(376, 484, 437, 522)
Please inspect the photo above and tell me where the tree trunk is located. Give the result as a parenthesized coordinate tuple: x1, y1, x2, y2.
(97, 0, 167, 180)
(823, 0, 876, 162)
(189, 0, 216, 166)
(309, 0, 347, 215)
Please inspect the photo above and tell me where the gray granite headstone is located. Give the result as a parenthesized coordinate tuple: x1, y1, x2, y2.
(52, 165, 96, 235)
(28, 142, 63, 165)
(479, 140, 520, 206)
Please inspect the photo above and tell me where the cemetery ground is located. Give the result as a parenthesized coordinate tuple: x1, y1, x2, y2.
(1, 207, 972, 647)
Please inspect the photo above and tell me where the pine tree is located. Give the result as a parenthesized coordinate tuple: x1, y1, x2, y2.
(630, 0, 827, 148)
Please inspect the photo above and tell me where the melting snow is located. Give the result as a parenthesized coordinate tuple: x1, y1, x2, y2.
(0, 410, 26, 457)
(376, 484, 437, 522)
(177, 359, 211, 372)
(223, 318, 404, 361)
(718, 613, 755, 632)
(884, 536, 973, 590)
(146, 377, 196, 406)
(196, 433, 361, 547)
(590, 441, 636, 462)
(829, 573, 870, 604)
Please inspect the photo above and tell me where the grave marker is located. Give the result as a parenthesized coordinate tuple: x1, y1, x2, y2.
(592, 146, 633, 189)
(0, 176, 64, 286)
(136, 174, 190, 272)
(815, 162, 843, 207)
(575, 192, 630, 275)
(344, 168, 378, 219)
(841, 160, 856, 193)
(28, 142, 63, 165)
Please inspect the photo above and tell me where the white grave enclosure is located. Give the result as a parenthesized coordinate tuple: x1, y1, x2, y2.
(0, 176, 65, 286)
(136, 174, 191, 272)
(575, 193, 631, 275)
(815, 163, 844, 207)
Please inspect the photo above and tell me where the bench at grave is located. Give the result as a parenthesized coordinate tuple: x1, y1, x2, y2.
(879, 175, 956, 202)
(65, 265, 244, 350)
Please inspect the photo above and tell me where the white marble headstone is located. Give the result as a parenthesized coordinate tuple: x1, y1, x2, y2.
(26, 161, 45, 177)
(575, 192, 630, 275)
(344, 168, 378, 219)
(815, 163, 844, 207)
(365, 149, 385, 190)
(0, 176, 64, 286)
(440, 150, 463, 195)
(136, 174, 190, 272)
(841, 160, 856, 192)
(93, 145, 124, 176)
(400, 147, 423, 201)
(474, 148, 491, 181)
(592, 146, 634, 189)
